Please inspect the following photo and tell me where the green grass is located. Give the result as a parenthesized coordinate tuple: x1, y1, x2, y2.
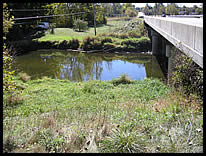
(3, 76, 203, 153)
(37, 19, 130, 42)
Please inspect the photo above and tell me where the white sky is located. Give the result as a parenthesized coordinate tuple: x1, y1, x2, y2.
(132, 3, 202, 8)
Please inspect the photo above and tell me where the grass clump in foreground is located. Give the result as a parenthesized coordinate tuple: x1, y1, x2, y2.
(3, 76, 203, 153)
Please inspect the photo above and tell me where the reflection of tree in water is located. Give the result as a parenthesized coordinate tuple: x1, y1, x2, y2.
(51, 53, 105, 81)
(14, 50, 164, 81)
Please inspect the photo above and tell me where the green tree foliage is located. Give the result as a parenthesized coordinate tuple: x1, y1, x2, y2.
(73, 19, 88, 32)
(172, 51, 203, 98)
(142, 3, 153, 15)
(3, 3, 16, 93)
(153, 3, 165, 15)
(166, 3, 179, 15)
(44, 3, 107, 28)
(3, 3, 14, 40)
(104, 3, 123, 17)
(6, 3, 49, 41)
(125, 7, 137, 17)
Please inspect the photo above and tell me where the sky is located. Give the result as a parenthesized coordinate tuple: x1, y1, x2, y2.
(132, 3, 202, 8)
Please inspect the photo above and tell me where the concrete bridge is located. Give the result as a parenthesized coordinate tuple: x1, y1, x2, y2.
(144, 16, 203, 69)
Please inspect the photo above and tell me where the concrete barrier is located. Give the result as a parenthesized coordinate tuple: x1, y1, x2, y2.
(144, 16, 203, 68)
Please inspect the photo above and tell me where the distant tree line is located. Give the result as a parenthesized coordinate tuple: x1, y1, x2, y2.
(6, 3, 107, 41)
(5, 3, 203, 42)
(140, 3, 203, 15)
(104, 3, 138, 17)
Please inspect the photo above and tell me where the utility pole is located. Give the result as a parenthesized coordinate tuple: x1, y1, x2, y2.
(93, 3, 96, 36)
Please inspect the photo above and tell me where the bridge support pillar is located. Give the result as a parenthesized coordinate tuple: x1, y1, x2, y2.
(151, 30, 159, 56)
(166, 44, 175, 85)
(161, 39, 166, 57)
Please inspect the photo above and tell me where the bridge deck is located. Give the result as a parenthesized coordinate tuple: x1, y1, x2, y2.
(144, 16, 203, 68)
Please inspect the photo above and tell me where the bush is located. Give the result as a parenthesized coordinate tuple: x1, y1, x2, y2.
(101, 37, 113, 45)
(19, 72, 31, 82)
(81, 36, 103, 51)
(121, 37, 151, 51)
(103, 43, 116, 50)
(171, 51, 203, 98)
(68, 39, 80, 49)
(3, 48, 16, 92)
(118, 33, 129, 39)
(128, 30, 141, 38)
(112, 74, 134, 86)
(58, 40, 69, 49)
(73, 19, 88, 32)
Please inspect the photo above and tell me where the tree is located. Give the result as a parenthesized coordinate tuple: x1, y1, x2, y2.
(166, 3, 179, 15)
(6, 3, 49, 41)
(142, 3, 153, 15)
(73, 19, 88, 32)
(195, 7, 203, 15)
(3, 3, 16, 93)
(104, 3, 123, 17)
(125, 7, 137, 17)
(154, 3, 165, 15)
(43, 3, 107, 27)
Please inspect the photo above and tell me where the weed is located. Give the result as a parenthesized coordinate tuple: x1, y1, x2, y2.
(19, 72, 31, 82)
(112, 74, 134, 86)
(7, 94, 24, 107)
(3, 136, 17, 153)
(100, 124, 146, 153)
(3, 77, 202, 153)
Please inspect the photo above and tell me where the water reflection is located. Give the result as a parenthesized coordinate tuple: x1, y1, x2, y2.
(13, 49, 165, 81)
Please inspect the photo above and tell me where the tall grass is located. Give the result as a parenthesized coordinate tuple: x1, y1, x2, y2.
(3, 75, 202, 153)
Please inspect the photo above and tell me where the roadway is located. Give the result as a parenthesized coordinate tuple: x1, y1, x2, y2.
(148, 16, 203, 27)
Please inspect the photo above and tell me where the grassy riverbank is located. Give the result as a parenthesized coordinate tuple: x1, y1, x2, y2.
(37, 17, 137, 42)
(10, 17, 149, 55)
(3, 76, 203, 153)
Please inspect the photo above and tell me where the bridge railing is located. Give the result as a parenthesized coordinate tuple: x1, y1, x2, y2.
(144, 16, 203, 68)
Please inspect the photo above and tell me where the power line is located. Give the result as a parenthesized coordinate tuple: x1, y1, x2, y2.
(13, 11, 91, 21)
(5, 6, 94, 12)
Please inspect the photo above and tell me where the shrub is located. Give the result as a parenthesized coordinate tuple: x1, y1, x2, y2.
(103, 43, 116, 50)
(118, 33, 129, 39)
(112, 74, 134, 86)
(3, 48, 16, 92)
(101, 37, 113, 45)
(93, 40, 103, 50)
(81, 36, 95, 50)
(171, 51, 203, 98)
(81, 36, 103, 51)
(121, 37, 151, 51)
(68, 39, 80, 49)
(73, 19, 88, 32)
(19, 72, 31, 82)
(58, 40, 69, 49)
(128, 30, 141, 38)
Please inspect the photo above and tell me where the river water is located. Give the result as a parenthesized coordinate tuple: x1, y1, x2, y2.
(13, 49, 165, 82)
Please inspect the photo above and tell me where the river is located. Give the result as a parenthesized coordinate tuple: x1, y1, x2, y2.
(13, 49, 165, 82)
